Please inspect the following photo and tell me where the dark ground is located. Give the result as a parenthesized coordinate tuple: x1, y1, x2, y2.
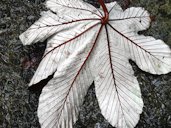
(0, 0, 171, 128)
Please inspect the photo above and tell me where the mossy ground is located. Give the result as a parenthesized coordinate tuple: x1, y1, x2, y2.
(0, 0, 171, 128)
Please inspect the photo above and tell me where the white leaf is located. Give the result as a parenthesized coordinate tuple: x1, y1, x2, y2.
(19, 0, 171, 128)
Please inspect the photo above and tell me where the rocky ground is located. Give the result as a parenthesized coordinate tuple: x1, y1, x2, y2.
(0, 0, 171, 128)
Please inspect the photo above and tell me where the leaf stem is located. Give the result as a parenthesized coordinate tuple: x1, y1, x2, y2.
(98, 0, 109, 24)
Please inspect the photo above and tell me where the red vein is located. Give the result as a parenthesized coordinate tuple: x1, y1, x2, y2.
(31, 18, 100, 29)
(105, 25, 127, 126)
(107, 23, 170, 67)
(49, 1, 102, 18)
(57, 24, 104, 124)
(109, 16, 149, 21)
(43, 22, 100, 58)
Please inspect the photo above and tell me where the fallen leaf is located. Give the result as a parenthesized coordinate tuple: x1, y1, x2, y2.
(19, 0, 171, 128)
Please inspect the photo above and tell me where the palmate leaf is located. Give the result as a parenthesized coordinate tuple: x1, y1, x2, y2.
(19, 0, 171, 128)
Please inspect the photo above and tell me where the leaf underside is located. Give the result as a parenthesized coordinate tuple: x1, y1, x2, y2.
(19, 0, 171, 128)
